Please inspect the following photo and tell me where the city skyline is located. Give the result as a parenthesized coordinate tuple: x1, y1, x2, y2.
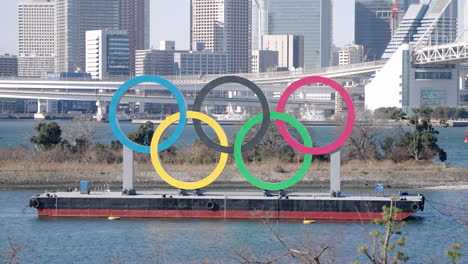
(1, 0, 465, 56)
(0, 0, 358, 55)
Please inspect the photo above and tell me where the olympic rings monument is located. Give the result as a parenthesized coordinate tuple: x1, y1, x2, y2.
(29, 75, 425, 221)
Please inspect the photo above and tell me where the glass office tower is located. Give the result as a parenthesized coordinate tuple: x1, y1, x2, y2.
(267, 0, 332, 69)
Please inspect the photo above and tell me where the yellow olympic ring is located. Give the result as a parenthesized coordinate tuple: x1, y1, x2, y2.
(150, 111, 229, 190)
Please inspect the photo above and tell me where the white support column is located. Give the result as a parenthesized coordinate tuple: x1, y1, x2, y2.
(45, 99, 53, 113)
(330, 150, 341, 197)
(36, 99, 42, 114)
(34, 99, 47, 119)
(94, 100, 108, 122)
(138, 102, 145, 115)
(122, 146, 135, 195)
(460, 68, 467, 91)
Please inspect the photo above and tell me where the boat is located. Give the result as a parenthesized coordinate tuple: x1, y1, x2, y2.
(299, 105, 327, 122)
(211, 103, 247, 122)
(29, 190, 424, 221)
(28, 139, 424, 222)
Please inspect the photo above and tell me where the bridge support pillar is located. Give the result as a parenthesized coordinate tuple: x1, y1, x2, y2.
(94, 100, 108, 122)
(330, 150, 341, 197)
(34, 99, 56, 119)
(138, 102, 145, 116)
(460, 68, 468, 91)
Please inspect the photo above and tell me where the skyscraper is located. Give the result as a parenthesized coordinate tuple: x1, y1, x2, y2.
(18, 0, 56, 78)
(55, 0, 120, 73)
(190, 0, 252, 73)
(355, 0, 419, 61)
(252, 0, 267, 50)
(119, 0, 150, 76)
(267, 0, 332, 69)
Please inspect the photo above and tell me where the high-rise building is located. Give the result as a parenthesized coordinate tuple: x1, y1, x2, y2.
(119, 0, 150, 76)
(175, 51, 228, 75)
(383, 0, 458, 59)
(252, 0, 267, 50)
(339, 44, 364, 65)
(251, 50, 278, 73)
(355, 0, 419, 61)
(86, 30, 129, 80)
(267, 0, 332, 69)
(18, 0, 55, 78)
(0, 54, 18, 77)
(55, 0, 120, 73)
(261, 35, 304, 70)
(190, 0, 251, 73)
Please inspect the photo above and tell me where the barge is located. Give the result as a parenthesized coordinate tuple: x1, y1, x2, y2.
(30, 190, 424, 221)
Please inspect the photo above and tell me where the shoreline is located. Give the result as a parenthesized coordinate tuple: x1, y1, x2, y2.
(1, 160, 467, 191)
(2, 183, 467, 191)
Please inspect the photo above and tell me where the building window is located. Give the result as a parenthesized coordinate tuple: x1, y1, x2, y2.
(415, 72, 452, 80)
(420, 87, 446, 106)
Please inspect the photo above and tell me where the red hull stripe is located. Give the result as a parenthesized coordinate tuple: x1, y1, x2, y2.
(38, 209, 414, 221)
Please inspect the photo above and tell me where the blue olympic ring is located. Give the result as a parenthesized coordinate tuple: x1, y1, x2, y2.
(109, 75, 188, 154)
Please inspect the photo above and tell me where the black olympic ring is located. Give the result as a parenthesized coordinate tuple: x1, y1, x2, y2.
(192, 76, 271, 153)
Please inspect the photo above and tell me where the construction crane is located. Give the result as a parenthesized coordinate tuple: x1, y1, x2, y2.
(363, 48, 371, 62)
(391, 0, 400, 19)
(390, 0, 400, 37)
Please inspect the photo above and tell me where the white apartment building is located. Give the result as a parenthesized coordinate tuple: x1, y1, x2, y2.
(191, 0, 251, 73)
(86, 30, 129, 80)
(338, 44, 364, 66)
(18, 0, 55, 78)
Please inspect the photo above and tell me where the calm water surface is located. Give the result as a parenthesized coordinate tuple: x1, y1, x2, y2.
(0, 190, 466, 263)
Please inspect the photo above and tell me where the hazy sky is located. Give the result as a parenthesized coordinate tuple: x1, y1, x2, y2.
(0, 0, 464, 54)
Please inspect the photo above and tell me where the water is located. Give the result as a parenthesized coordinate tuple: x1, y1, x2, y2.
(0, 119, 467, 167)
(0, 190, 466, 263)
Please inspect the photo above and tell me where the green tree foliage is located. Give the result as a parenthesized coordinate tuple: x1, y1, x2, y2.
(29, 122, 66, 149)
(401, 117, 446, 162)
(374, 107, 406, 121)
(412, 106, 468, 120)
(128, 121, 154, 146)
(380, 116, 447, 163)
(354, 201, 409, 264)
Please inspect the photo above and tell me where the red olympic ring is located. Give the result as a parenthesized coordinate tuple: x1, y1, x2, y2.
(276, 76, 355, 155)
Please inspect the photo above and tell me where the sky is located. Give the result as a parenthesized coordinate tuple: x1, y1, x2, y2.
(0, 0, 464, 54)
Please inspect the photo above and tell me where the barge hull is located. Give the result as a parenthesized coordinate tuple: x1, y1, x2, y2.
(31, 192, 424, 221)
(38, 208, 414, 221)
